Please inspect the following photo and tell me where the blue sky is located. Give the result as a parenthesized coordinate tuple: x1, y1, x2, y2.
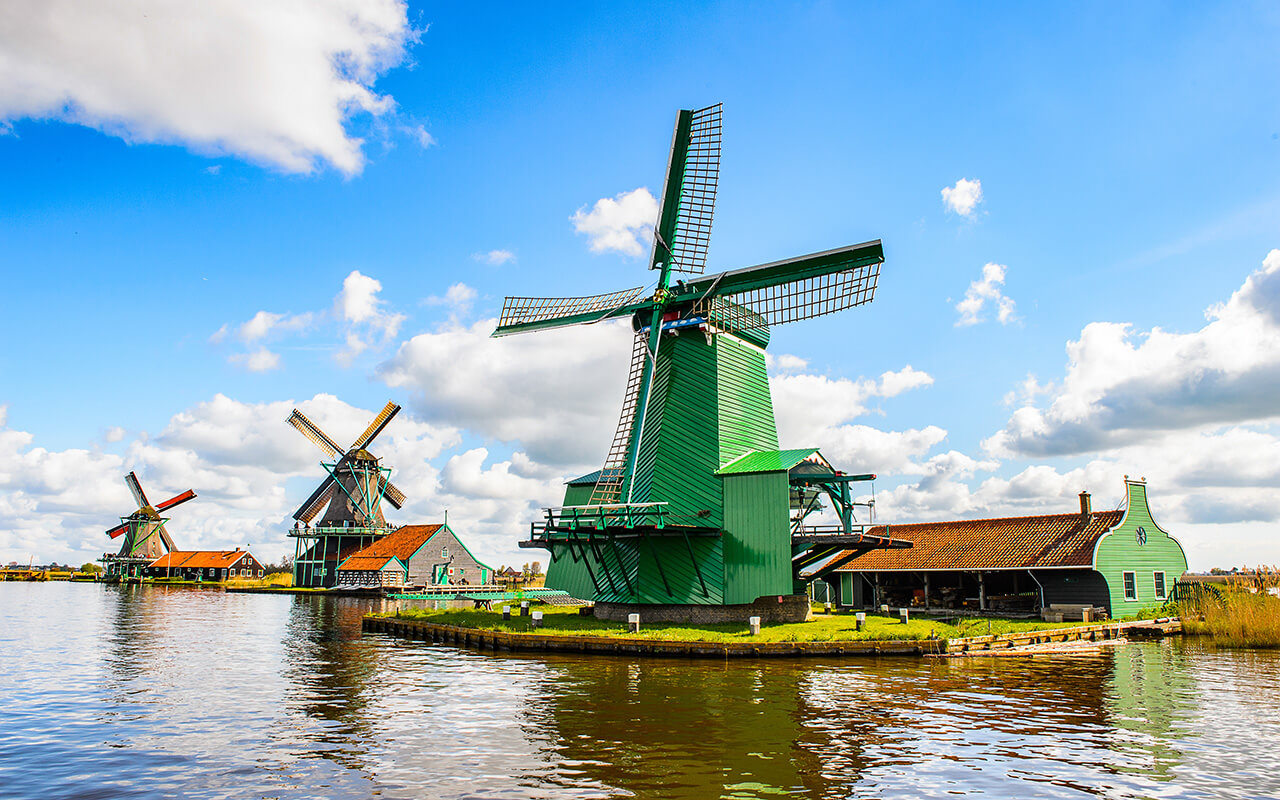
(2, 1, 1278, 570)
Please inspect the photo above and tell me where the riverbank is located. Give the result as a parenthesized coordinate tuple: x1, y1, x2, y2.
(370, 605, 1101, 649)
(1179, 569, 1280, 647)
(363, 611, 1155, 659)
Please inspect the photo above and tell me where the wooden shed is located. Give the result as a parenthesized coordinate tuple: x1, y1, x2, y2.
(334, 555, 408, 588)
(823, 478, 1187, 618)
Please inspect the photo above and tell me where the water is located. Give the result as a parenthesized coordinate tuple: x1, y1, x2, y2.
(2, 584, 1278, 800)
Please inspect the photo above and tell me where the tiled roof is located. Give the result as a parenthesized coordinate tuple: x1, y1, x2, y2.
(337, 555, 403, 572)
(347, 524, 443, 562)
(148, 550, 252, 569)
(831, 510, 1124, 571)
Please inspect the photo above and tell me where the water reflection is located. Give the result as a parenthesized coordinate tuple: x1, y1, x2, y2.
(2, 584, 1280, 800)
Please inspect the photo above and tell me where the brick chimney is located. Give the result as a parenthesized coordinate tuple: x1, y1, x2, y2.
(1079, 491, 1092, 521)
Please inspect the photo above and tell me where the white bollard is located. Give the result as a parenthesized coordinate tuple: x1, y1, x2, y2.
(502, 606, 511, 621)
(824, 602, 832, 614)
(748, 615, 762, 635)
(899, 607, 909, 624)
(880, 604, 889, 614)
(855, 612, 866, 631)
(531, 610, 543, 629)
(520, 600, 530, 616)
(628, 613, 640, 633)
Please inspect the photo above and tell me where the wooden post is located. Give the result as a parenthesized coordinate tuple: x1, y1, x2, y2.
(979, 571, 987, 611)
(923, 572, 931, 612)
(873, 573, 880, 609)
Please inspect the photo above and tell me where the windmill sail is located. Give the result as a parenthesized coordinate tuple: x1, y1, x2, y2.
(353, 401, 400, 450)
(656, 103, 722, 276)
(689, 241, 883, 332)
(125, 472, 150, 509)
(494, 286, 647, 337)
(288, 410, 343, 458)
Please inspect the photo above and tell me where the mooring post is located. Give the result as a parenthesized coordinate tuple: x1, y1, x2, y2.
(520, 601, 530, 617)
(856, 612, 866, 631)
(532, 610, 543, 629)
(824, 601, 832, 615)
(502, 606, 511, 621)
(900, 607, 909, 624)
(748, 616, 761, 635)
(628, 613, 640, 633)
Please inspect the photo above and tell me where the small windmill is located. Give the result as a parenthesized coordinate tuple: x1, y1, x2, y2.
(103, 472, 196, 576)
(286, 401, 406, 587)
(494, 104, 898, 610)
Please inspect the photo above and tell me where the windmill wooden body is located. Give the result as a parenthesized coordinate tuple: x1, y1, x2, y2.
(286, 401, 407, 587)
(495, 105, 910, 621)
(101, 472, 196, 579)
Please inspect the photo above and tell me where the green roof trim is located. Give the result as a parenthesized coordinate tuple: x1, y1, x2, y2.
(716, 448, 820, 476)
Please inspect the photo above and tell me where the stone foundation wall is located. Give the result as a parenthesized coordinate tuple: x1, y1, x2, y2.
(593, 595, 813, 624)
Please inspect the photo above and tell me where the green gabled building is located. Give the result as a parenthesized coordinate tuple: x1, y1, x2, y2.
(823, 478, 1188, 619)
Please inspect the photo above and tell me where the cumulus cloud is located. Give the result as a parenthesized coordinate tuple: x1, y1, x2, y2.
(955, 262, 1017, 327)
(212, 269, 404, 370)
(985, 250, 1280, 458)
(229, 347, 281, 373)
(238, 311, 313, 343)
(334, 270, 406, 365)
(380, 318, 633, 468)
(422, 283, 477, 319)
(104, 426, 127, 443)
(571, 187, 659, 257)
(941, 177, 984, 217)
(473, 249, 516, 266)
(0, 0, 417, 175)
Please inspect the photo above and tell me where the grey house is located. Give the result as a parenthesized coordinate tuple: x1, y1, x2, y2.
(338, 523, 493, 587)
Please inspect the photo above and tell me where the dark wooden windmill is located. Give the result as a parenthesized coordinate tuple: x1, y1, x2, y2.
(101, 471, 196, 579)
(494, 105, 909, 620)
(287, 401, 406, 587)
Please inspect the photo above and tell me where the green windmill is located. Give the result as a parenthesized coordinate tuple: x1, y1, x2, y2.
(495, 104, 909, 620)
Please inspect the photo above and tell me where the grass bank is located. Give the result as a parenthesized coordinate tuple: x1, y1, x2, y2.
(381, 605, 1090, 644)
(1179, 569, 1280, 648)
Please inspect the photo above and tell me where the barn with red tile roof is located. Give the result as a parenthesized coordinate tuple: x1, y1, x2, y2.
(817, 479, 1187, 618)
(143, 549, 264, 581)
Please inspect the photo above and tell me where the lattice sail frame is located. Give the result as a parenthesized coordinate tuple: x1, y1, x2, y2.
(497, 287, 646, 330)
(665, 103, 722, 275)
(695, 261, 881, 333)
(587, 332, 649, 507)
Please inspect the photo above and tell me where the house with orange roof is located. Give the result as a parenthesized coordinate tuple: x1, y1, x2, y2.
(335, 523, 492, 589)
(817, 478, 1187, 619)
(143, 549, 265, 582)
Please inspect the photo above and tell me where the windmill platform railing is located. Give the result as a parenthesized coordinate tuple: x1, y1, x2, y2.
(521, 502, 721, 548)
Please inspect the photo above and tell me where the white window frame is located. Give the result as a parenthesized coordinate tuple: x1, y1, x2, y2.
(1122, 571, 1138, 601)
(1153, 571, 1167, 601)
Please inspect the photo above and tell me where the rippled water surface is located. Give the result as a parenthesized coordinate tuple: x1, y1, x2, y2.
(2, 584, 1278, 799)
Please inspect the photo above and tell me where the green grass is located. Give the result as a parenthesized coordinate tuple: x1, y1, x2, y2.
(381, 605, 1092, 644)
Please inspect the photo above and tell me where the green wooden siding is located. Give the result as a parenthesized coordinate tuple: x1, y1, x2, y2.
(722, 472, 793, 603)
(544, 536, 724, 605)
(715, 335, 779, 469)
(1093, 482, 1188, 618)
(561, 482, 596, 507)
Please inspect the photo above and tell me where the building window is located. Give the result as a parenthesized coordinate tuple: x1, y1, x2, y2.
(1154, 571, 1167, 600)
(1123, 571, 1137, 601)
(441, 546, 449, 558)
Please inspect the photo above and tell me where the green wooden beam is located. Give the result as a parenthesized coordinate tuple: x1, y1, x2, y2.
(675, 240, 883, 300)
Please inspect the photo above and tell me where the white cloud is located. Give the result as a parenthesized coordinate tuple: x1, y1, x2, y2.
(0, 0, 417, 175)
(473, 249, 516, 266)
(237, 310, 313, 342)
(955, 262, 1017, 327)
(213, 269, 404, 370)
(380, 318, 634, 468)
(104, 426, 126, 443)
(879, 365, 934, 397)
(984, 250, 1280, 458)
(571, 187, 659, 257)
(422, 282, 477, 316)
(408, 124, 436, 149)
(229, 347, 281, 373)
(941, 177, 983, 217)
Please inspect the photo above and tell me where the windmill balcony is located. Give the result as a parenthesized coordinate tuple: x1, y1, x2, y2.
(521, 502, 720, 550)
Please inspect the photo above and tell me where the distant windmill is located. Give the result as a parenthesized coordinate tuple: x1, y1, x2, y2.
(493, 104, 899, 611)
(287, 401, 406, 587)
(103, 472, 196, 577)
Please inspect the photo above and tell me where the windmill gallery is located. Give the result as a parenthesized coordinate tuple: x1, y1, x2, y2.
(97, 105, 1187, 622)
